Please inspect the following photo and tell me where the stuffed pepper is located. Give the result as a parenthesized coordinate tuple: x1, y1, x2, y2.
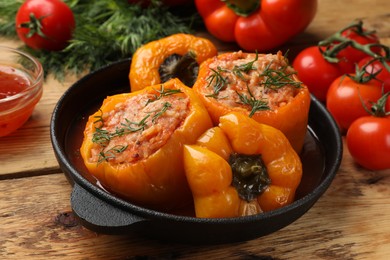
(80, 78, 213, 211)
(129, 33, 218, 91)
(184, 112, 302, 218)
(193, 51, 310, 153)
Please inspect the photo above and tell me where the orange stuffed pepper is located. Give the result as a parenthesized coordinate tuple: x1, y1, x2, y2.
(184, 112, 302, 218)
(193, 51, 310, 153)
(129, 33, 218, 91)
(80, 78, 213, 211)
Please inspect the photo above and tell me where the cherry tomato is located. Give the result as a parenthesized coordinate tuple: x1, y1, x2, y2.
(326, 75, 382, 132)
(15, 0, 75, 51)
(293, 46, 344, 102)
(336, 28, 380, 74)
(347, 116, 390, 170)
(358, 57, 390, 93)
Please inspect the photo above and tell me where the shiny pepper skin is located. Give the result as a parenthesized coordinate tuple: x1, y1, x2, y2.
(195, 0, 317, 52)
(80, 79, 213, 211)
(183, 112, 303, 218)
(193, 51, 311, 153)
(129, 33, 217, 91)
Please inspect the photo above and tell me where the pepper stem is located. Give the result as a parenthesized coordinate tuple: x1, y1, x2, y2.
(229, 153, 271, 201)
(222, 0, 260, 17)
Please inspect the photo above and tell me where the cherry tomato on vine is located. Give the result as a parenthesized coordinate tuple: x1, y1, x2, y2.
(336, 28, 380, 74)
(15, 0, 75, 51)
(326, 75, 383, 132)
(292, 46, 345, 102)
(358, 57, 390, 93)
(347, 116, 390, 171)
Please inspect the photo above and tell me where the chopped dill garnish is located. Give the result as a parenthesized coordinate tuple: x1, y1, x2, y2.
(145, 85, 182, 105)
(98, 145, 128, 163)
(92, 113, 150, 146)
(260, 62, 302, 90)
(236, 85, 270, 117)
(232, 52, 258, 80)
(152, 102, 172, 122)
(205, 66, 229, 98)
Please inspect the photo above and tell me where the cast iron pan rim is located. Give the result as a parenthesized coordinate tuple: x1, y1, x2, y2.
(50, 59, 342, 225)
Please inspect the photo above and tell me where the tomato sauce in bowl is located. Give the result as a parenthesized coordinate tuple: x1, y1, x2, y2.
(0, 46, 43, 137)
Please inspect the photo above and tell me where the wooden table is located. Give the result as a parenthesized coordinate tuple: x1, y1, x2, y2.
(1, 0, 390, 259)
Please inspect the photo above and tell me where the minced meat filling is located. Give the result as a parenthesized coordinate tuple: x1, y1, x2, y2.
(202, 51, 301, 111)
(90, 91, 189, 164)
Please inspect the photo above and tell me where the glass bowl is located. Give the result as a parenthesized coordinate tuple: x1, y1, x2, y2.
(0, 46, 44, 137)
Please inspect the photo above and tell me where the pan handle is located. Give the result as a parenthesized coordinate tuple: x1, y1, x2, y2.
(71, 183, 146, 234)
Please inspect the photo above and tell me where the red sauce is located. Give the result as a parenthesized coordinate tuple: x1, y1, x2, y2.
(0, 65, 40, 137)
(0, 65, 30, 99)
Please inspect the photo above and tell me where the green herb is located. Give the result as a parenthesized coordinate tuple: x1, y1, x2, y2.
(205, 67, 229, 98)
(92, 127, 112, 147)
(0, 1, 21, 37)
(236, 85, 270, 117)
(232, 52, 258, 80)
(0, 0, 201, 79)
(145, 85, 182, 105)
(260, 62, 302, 90)
(152, 102, 172, 122)
(98, 145, 128, 163)
(121, 115, 150, 133)
(92, 114, 150, 146)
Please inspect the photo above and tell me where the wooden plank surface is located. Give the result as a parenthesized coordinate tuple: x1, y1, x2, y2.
(1, 0, 390, 259)
(1, 147, 389, 259)
(1, 0, 390, 178)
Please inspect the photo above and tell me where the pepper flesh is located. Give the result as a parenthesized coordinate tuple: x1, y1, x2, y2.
(193, 51, 311, 153)
(184, 112, 302, 218)
(129, 33, 218, 91)
(80, 78, 213, 211)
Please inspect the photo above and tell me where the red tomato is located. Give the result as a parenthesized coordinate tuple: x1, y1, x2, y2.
(358, 57, 390, 93)
(293, 46, 344, 102)
(335, 28, 380, 74)
(15, 0, 75, 51)
(347, 116, 390, 170)
(326, 75, 383, 132)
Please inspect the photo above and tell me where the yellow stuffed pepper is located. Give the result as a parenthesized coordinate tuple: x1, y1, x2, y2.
(193, 51, 310, 153)
(129, 33, 217, 91)
(80, 78, 213, 212)
(183, 112, 302, 218)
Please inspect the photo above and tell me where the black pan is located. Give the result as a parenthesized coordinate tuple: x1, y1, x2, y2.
(50, 59, 342, 244)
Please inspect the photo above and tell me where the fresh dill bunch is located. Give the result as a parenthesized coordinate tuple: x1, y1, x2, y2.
(0, 1, 22, 37)
(0, 0, 202, 79)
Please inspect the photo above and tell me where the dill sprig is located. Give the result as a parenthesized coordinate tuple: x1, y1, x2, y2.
(98, 145, 128, 163)
(232, 52, 258, 80)
(152, 102, 172, 122)
(260, 62, 302, 90)
(236, 85, 270, 117)
(0, 0, 201, 79)
(92, 113, 150, 146)
(205, 67, 229, 98)
(145, 85, 182, 105)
